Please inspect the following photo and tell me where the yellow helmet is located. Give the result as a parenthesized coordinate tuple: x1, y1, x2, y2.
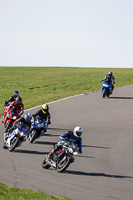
(42, 104, 49, 114)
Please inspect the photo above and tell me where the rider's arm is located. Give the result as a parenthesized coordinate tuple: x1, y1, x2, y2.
(19, 103, 24, 116)
(112, 76, 115, 84)
(47, 112, 51, 124)
(6, 96, 14, 104)
(6, 101, 14, 114)
(59, 131, 72, 140)
(77, 138, 82, 153)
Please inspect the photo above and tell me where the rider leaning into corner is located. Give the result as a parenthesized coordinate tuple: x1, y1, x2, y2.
(3, 96, 24, 138)
(4, 91, 22, 107)
(8, 112, 32, 134)
(47, 126, 82, 160)
(102, 71, 115, 93)
(3, 113, 32, 149)
(32, 104, 51, 125)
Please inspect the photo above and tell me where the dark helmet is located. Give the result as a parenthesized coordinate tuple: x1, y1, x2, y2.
(15, 96, 22, 105)
(13, 91, 19, 97)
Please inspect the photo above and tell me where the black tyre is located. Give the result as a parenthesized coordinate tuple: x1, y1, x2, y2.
(56, 156, 71, 173)
(42, 158, 51, 169)
(106, 90, 110, 97)
(3, 143, 7, 149)
(29, 130, 37, 143)
(5, 121, 11, 132)
(102, 89, 106, 98)
(9, 137, 19, 152)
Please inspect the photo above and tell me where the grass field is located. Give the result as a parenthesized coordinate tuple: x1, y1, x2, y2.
(1, 67, 133, 117)
(1, 66, 133, 199)
(0, 183, 71, 200)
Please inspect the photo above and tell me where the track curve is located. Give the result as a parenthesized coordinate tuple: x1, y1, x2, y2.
(0, 86, 133, 200)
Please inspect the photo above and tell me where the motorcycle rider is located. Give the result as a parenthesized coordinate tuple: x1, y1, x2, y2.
(102, 71, 115, 93)
(4, 91, 21, 107)
(3, 113, 32, 148)
(47, 126, 82, 160)
(4, 96, 24, 138)
(32, 104, 51, 125)
(9, 112, 32, 132)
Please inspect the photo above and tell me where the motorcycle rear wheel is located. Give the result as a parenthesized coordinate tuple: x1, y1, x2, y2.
(9, 137, 19, 152)
(56, 156, 71, 173)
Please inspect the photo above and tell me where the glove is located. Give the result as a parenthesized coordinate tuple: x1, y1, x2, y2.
(4, 101, 8, 106)
(47, 121, 51, 125)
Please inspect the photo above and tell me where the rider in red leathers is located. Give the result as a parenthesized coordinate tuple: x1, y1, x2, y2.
(4, 96, 24, 139)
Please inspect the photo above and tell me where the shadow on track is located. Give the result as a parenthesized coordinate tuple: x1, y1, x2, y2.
(14, 149, 48, 155)
(42, 133, 60, 137)
(77, 155, 95, 159)
(109, 97, 133, 100)
(35, 141, 56, 145)
(64, 170, 133, 179)
(48, 127, 70, 131)
(83, 145, 111, 149)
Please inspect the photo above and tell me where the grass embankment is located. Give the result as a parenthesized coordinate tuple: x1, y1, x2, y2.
(0, 183, 70, 200)
(1, 67, 133, 117)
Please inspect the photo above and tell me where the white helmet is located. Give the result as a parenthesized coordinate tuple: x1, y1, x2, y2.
(73, 126, 82, 137)
(108, 71, 112, 76)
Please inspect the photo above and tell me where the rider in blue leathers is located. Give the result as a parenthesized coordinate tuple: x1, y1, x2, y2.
(48, 126, 82, 159)
(102, 71, 115, 93)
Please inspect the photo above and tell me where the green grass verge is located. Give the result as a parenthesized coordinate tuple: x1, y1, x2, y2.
(0, 183, 71, 200)
(1, 67, 133, 117)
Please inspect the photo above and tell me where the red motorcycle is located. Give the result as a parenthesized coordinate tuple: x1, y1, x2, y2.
(3, 105, 21, 133)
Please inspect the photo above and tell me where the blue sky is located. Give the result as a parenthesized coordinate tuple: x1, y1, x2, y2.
(0, 0, 133, 67)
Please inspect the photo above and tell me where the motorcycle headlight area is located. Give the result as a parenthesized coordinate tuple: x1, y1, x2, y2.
(68, 147, 73, 154)
(103, 84, 109, 87)
(20, 132, 24, 136)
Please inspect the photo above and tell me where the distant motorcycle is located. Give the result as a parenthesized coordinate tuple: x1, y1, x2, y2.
(29, 116, 47, 143)
(102, 78, 112, 98)
(42, 140, 79, 173)
(3, 122, 29, 152)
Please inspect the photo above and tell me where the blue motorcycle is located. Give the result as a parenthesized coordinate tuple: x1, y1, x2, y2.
(102, 78, 112, 98)
(29, 116, 47, 143)
(3, 123, 29, 152)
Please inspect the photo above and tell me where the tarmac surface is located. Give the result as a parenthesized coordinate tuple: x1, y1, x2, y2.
(0, 86, 133, 200)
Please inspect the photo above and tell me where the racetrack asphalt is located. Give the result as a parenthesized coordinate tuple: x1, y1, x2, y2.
(0, 86, 133, 200)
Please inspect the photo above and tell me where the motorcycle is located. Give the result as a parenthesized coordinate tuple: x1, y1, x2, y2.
(2, 105, 21, 133)
(102, 78, 112, 98)
(42, 140, 79, 173)
(3, 122, 29, 152)
(29, 116, 47, 143)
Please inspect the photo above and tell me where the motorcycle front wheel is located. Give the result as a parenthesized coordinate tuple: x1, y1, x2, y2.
(102, 89, 106, 98)
(9, 136, 19, 152)
(29, 130, 37, 143)
(56, 156, 71, 173)
(42, 157, 51, 169)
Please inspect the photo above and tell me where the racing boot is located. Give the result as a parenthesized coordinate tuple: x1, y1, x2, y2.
(47, 150, 54, 161)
